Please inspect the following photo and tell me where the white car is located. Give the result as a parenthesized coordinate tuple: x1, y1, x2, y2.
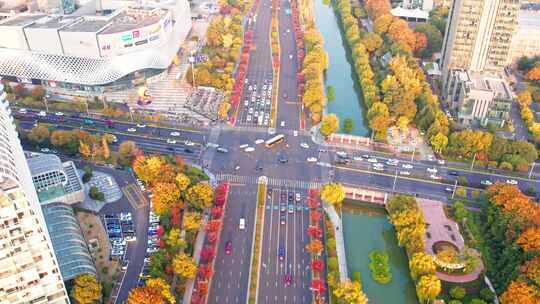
(185, 141, 195, 146)
(239, 144, 249, 149)
(427, 168, 438, 174)
(207, 143, 219, 148)
(18, 108, 27, 114)
(40, 148, 51, 153)
(505, 179, 518, 185)
(289, 54, 293, 59)
(170, 131, 180, 136)
(386, 159, 399, 166)
(136, 124, 146, 128)
(373, 164, 384, 171)
(307, 157, 317, 163)
(300, 142, 310, 149)
(293, 130, 298, 136)
(430, 174, 441, 180)
(38, 111, 47, 117)
(54, 112, 64, 116)
(247, 115, 252, 122)
(295, 193, 301, 201)
(400, 171, 410, 176)
(336, 151, 347, 157)
(353, 156, 362, 161)
(438, 159, 446, 165)
(248, 85, 253, 91)
(255, 139, 265, 145)
(244, 147, 255, 152)
(244, 100, 249, 106)
(480, 180, 493, 186)
(401, 163, 413, 169)
(367, 158, 378, 163)
(127, 128, 137, 132)
(167, 139, 177, 144)
(280, 121, 285, 127)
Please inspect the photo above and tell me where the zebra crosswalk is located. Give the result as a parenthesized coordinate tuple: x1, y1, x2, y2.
(215, 173, 323, 189)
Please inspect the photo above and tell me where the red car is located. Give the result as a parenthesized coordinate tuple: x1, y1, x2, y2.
(225, 241, 232, 255)
(284, 274, 293, 287)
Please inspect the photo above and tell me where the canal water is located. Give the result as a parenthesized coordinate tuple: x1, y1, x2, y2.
(342, 203, 418, 303)
(313, 0, 369, 136)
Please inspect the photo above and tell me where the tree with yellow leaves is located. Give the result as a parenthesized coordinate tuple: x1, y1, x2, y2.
(320, 114, 339, 137)
(133, 156, 163, 185)
(146, 278, 175, 304)
(320, 183, 345, 207)
(79, 140, 91, 159)
(101, 137, 110, 160)
(172, 253, 198, 279)
(416, 274, 441, 304)
(175, 173, 191, 192)
(185, 183, 214, 210)
(409, 252, 436, 280)
(333, 280, 368, 304)
(165, 228, 186, 251)
(218, 101, 231, 120)
(152, 182, 181, 215)
(71, 273, 102, 304)
(183, 211, 202, 231)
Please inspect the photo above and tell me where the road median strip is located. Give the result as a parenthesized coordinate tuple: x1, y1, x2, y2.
(247, 176, 267, 304)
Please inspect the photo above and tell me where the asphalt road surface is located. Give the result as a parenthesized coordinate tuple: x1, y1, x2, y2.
(207, 186, 258, 304)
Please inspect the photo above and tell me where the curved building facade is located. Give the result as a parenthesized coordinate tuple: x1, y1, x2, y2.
(0, 0, 191, 90)
(42, 203, 96, 281)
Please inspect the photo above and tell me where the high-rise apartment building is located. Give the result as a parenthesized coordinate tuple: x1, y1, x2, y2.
(0, 85, 69, 304)
(441, 0, 520, 86)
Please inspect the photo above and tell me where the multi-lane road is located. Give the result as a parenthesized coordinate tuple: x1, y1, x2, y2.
(11, 0, 540, 301)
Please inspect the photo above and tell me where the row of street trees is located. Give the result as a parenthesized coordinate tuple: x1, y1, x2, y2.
(516, 88, 540, 143)
(386, 195, 442, 303)
(481, 184, 540, 304)
(127, 155, 214, 302)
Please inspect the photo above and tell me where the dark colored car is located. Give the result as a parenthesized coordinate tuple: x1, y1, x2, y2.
(284, 274, 293, 287)
(449, 171, 458, 176)
(279, 246, 285, 260)
(278, 153, 288, 163)
(184, 148, 194, 153)
(280, 214, 286, 225)
(225, 241, 232, 255)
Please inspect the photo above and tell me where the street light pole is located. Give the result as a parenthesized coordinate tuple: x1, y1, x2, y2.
(392, 167, 398, 191)
(470, 152, 476, 171)
(410, 140, 417, 163)
(451, 179, 457, 199)
(529, 162, 536, 180)
(43, 95, 49, 112)
(189, 50, 196, 88)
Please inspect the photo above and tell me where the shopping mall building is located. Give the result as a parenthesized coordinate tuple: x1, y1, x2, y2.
(0, 0, 192, 93)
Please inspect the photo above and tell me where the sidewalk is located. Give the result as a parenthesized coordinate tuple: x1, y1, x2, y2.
(182, 213, 209, 304)
(322, 203, 348, 282)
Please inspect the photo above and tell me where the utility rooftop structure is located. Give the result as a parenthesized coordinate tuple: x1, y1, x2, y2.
(0, 0, 191, 91)
(445, 69, 513, 128)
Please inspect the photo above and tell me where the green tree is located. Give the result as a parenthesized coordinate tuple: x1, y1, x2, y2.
(414, 23, 443, 57)
(117, 141, 140, 167)
(71, 273, 102, 304)
(320, 114, 339, 137)
(452, 201, 468, 222)
(342, 118, 354, 133)
(89, 186, 105, 201)
(326, 85, 335, 102)
(449, 286, 466, 299)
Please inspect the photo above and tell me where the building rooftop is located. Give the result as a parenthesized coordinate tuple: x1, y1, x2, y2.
(0, 13, 44, 26)
(27, 15, 79, 29)
(27, 153, 64, 176)
(451, 69, 513, 100)
(60, 17, 110, 32)
(100, 7, 166, 34)
(391, 7, 429, 20)
(42, 203, 96, 281)
(518, 9, 540, 29)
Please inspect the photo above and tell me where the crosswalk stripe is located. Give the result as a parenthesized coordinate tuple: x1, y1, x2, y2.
(215, 174, 322, 189)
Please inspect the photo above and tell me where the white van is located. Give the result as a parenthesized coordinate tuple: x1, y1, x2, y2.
(239, 218, 245, 230)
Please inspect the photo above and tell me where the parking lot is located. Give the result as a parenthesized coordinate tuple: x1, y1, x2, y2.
(102, 212, 136, 260)
(237, 74, 274, 127)
(137, 210, 161, 286)
(186, 86, 224, 120)
(85, 171, 123, 203)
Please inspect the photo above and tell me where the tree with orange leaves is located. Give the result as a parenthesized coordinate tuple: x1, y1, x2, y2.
(525, 67, 540, 83)
(306, 239, 324, 255)
(516, 227, 540, 252)
(521, 257, 540, 286)
(414, 32, 428, 53)
(126, 286, 166, 304)
(500, 279, 540, 304)
(365, 0, 391, 20)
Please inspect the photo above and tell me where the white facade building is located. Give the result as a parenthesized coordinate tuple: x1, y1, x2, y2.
(0, 0, 191, 91)
(508, 10, 540, 64)
(445, 69, 513, 127)
(0, 85, 69, 303)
